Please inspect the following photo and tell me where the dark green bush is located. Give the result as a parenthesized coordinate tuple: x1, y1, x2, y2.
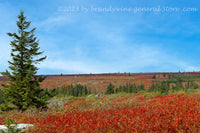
(105, 83, 115, 95)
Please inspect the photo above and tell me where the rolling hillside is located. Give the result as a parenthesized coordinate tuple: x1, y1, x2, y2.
(1, 72, 200, 92)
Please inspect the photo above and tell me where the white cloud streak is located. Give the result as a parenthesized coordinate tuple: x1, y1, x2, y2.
(39, 59, 101, 74)
(1, 1, 199, 74)
(35, 14, 78, 31)
(36, 17, 200, 73)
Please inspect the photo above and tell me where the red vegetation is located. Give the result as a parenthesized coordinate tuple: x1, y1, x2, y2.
(1, 72, 200, 91)
(14, 94, 200, 132)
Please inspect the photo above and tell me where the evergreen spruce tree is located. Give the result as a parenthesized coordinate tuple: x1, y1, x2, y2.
(84, 85, 88, 95)
(160, 81, 169, 95)
(88, 87, 92, 94)
(67, 84, 73, 96)
(132, 83, 137, 93)
(1, 11, 47, 111)
(118, 85, 122, 92)
(115, 87, 119, 93)
(148, 83, 155, 92)
(129, 83, 133, 93)
(139, 83, 145, 91)
(105, 83, 115, 94)
(175, 77, 183, 90)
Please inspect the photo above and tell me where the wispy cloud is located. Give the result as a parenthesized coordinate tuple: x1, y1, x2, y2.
(37, 43, 185, 74)
(173, 61, 200, 72)
(36, 13, 200, 74)
(39, 59, 101, 74)
(35, 14, 79, 32)
(1, 0, 200, 74)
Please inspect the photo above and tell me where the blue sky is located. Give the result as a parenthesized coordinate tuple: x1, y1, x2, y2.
(0, 0, 200, 74)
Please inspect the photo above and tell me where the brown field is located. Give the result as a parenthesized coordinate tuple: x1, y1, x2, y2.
(1, 72, 200, 93)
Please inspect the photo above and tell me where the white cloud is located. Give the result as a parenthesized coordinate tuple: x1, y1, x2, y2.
(37, 44, 174, 73)
(1, 1, 198, 74)
(183, 66, 200, 72)
(174, 61, 200, 72)
(35, 14, 78, 31)
(39, 59, 102, 74)
(35, 18, 199, 74)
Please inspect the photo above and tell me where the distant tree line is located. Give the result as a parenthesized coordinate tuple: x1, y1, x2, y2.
(106, 76, 199, 95)
(168, 74, 200, 81)
(49, 84, 92, 97)
(105, 83, 145, 95)
(148, 77, 199, 95)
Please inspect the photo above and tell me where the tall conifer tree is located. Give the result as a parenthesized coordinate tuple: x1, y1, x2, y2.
(1, 11, 47, 111)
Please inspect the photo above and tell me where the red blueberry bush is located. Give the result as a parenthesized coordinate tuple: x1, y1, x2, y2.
(6, 94, 198, 132)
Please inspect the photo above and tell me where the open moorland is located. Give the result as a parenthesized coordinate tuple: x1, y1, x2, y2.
(2, 72, 200, 91)
(0, 93, 200, 132)
(0, 72, 200, 132)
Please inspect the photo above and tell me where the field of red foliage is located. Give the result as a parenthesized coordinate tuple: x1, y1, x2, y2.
(1, 72, 200, 92)
(1, 94, 199, 132)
